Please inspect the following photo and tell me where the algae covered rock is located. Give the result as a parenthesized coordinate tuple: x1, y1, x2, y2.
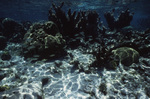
(23, 21, 66, 59)
(111, 47, 140, 66)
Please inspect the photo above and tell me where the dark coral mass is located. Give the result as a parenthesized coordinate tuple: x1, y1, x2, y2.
(0, 0, 150, 99)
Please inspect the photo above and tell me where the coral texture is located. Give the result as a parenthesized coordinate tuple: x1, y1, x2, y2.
(23, 21, 66, 59)
(48, 2, 100, 39)
(104, 9, 133, 30)
(111, 47, 140, 66)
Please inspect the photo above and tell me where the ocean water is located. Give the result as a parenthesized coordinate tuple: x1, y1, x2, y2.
(0, 0, 150, 29)
(0, 0, 150, 99)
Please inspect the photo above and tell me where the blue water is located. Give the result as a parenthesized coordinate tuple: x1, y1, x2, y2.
(0, 0, 150, 30)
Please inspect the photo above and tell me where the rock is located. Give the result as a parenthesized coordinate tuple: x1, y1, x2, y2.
(2, 18, 26, 42)
(145, 86, 150, 98)
(42, 77, 49, 87)
(1, 51, 11, 60)
(121, 89, 127, 96)
(0, 72, 6, 81)
(0, 36, 7, 50)
(99, 83, 107, 95)
(0, 85, 10, 92)
(23, 21, 66, 60)
(111, 47, 140, 66)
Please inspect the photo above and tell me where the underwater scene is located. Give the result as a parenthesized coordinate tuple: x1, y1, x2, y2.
(0, 0, 150, 99)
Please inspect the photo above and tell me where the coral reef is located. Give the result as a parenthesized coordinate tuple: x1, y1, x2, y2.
(111, 47, 139, 66)
(0, 1, 150, 98)
(49, 2, 81, 37)
(90, 26, 150, 69)
(0, 18, 28, 42)
(23, 21, 66, 60)
(104, 9, 133, 30)
(48, 2, 100, 39)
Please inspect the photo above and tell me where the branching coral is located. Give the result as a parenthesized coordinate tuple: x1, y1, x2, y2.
(104, 9, 134, 30)
(48, 2, 100, 39)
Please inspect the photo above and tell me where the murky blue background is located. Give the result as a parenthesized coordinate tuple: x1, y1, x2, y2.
(0, 0, 150, 30)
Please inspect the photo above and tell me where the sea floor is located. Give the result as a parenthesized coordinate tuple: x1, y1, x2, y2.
(0, 42, 150, 99)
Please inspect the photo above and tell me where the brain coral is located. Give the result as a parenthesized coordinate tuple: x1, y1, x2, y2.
(111, 47, 140, 66)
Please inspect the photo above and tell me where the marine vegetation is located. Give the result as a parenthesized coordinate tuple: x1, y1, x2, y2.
(48, 2, 100, 40)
